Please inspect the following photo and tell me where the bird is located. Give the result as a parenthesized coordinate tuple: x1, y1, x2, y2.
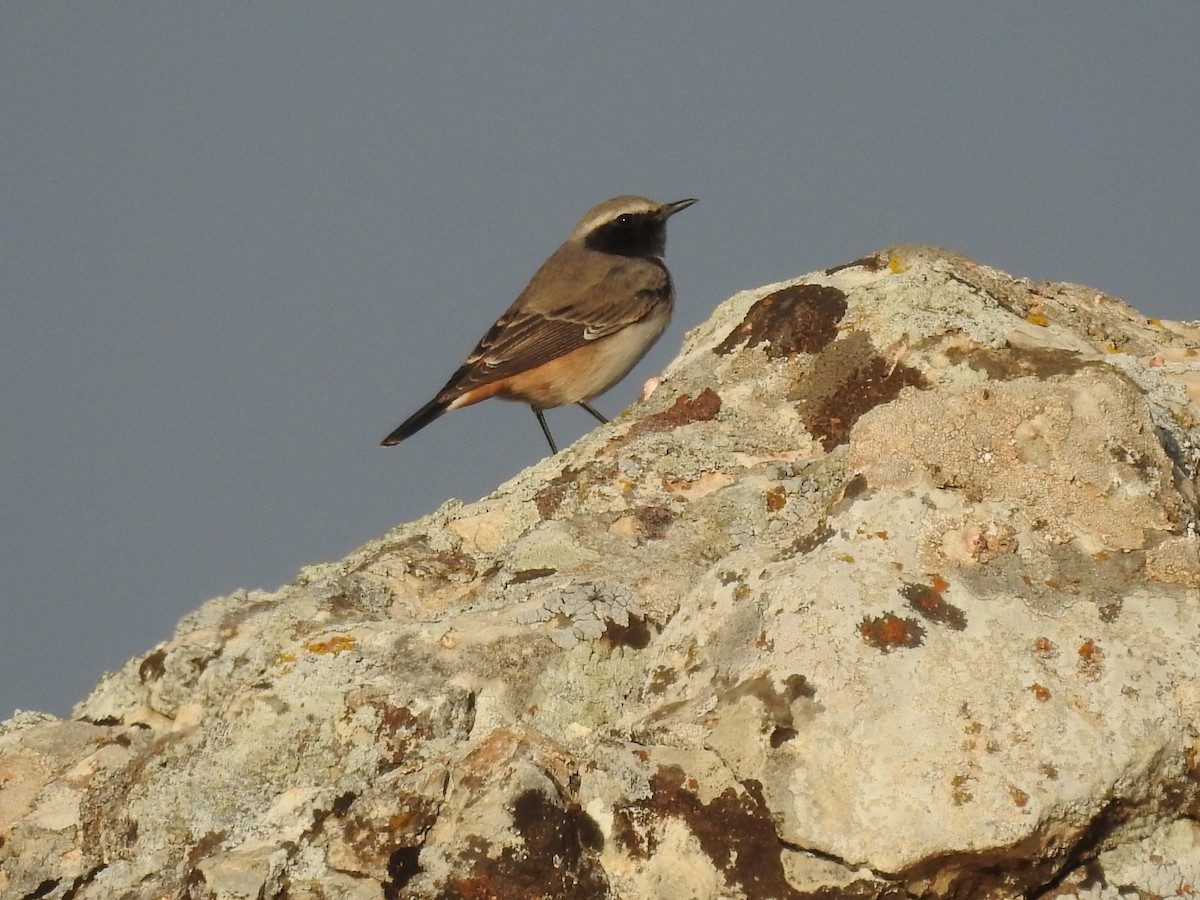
(381, 194, 696, 453)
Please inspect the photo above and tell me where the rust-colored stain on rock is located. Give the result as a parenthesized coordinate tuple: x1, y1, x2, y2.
(635, 388, 722, 435)
(806, 353, 927, 451)
(1078, 639, 1104, 680)
(601, 615, 652, 650)
(334, 789, 433, 889)
(715, 284, 849, 358)
(860, 613, 926, 652)
(718, 673, 817, 748)
(138, 648, 167, 683)
(613, 765, 814, 898)
(952, 344, 1090, 381)
(534, 466, 582, 519)
(632, 504, 674, 540)
(448, 789, 607, 899)
(901, 580, 967, 631)
(1034, 636, 1058, 659)
(790, 519, 835, 555)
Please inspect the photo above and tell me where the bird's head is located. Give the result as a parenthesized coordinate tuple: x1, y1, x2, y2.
(572, 195, 697, 258)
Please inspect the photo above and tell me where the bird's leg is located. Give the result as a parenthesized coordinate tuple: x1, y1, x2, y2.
(533, 408, 559, 454)
(577, 401, 609, 424)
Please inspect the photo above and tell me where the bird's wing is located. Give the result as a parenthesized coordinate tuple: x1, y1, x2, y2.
(438, 256, 670, 398)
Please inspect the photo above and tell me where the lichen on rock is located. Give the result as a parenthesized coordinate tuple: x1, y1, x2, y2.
(3, 246, 1200, 899)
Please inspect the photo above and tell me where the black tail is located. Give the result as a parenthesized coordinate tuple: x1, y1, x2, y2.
(381, 396, 450, 446)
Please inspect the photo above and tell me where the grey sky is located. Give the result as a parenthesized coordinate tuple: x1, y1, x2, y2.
(3, 4, 1198, 717)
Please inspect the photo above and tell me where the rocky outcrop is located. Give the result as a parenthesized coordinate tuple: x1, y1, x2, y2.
(3, 247, 1199, 899)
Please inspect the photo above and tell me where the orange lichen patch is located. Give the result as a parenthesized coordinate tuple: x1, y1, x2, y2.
(765, 485, 787, 512)
(1025, 312, 1049, 327)
(901, 580, 967, 631)
(888, 255, 911, 274)
(277, 652, 297, 665)
(930, 574, 950, 592)
(1029, 683, 1051, 702)
(305, 635, 357, 655)
(1147, 317, 1162, 328)
(1034, 637, 1058, 659)
(1077, 639, 1104, 679)
(714, 284, 849, 357)
(1010, 787, 1030, 807)
(859, 613, 926, 652)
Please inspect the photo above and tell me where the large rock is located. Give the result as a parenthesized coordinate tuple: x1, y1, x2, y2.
(3, 247, 1199, 899)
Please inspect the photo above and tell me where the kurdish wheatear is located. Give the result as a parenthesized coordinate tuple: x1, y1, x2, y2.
(381, 195, 696, 453)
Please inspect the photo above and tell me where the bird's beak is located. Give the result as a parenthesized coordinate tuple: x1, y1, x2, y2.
(662, 198, 698, 218)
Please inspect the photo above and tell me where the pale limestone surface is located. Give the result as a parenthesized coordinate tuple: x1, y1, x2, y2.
(2, 247, 1199, 899)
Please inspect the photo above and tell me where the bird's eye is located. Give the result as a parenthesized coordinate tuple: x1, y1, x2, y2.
(617, 214, 631, 225)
